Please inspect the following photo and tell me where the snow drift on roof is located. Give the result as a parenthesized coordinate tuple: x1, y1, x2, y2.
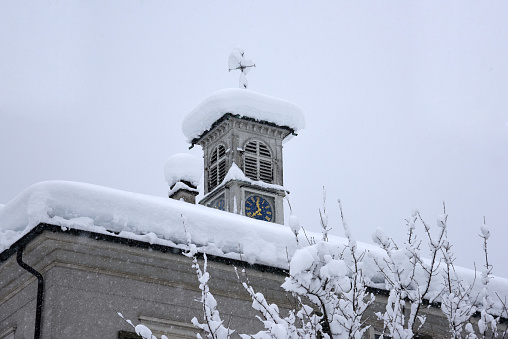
(0, 181, 295, 268)
(182, 88, 305, 142)
(164, 153, 202, 188)
(0, 181, 507, 314)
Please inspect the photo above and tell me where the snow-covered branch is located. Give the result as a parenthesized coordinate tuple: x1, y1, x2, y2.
(372, 209, 448, 338)
(476, 219, 500, 339)
(182, 216, 236, 339)
(118, 312, 166, 339)
(179, 206, 506, 339)
(440, 238, 477, 339)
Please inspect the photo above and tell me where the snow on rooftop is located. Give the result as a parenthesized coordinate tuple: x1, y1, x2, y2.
(168, 181, 199, 197)
(182, 88, 305, 142)
(203, 163, 285, 200)
(223, 163, 285, 191)
(164, 153, 202, 188)
(0, 181, 294, 267)
(0, 181, 507, 314)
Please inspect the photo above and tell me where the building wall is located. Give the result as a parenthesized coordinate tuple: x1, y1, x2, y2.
(1, 229, 505, 339)
(0, 230, 292, 339)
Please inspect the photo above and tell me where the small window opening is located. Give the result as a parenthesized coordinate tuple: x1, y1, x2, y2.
(243, 140, 273, 183)
(209, 145, 227, 191)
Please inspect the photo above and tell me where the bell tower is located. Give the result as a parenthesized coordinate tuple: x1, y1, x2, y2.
(181, 50, 304, 224)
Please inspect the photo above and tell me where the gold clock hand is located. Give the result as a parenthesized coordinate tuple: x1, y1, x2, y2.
(255, 198, 262, 215)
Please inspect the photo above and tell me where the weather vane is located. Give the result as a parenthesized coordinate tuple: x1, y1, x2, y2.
(228, 47, 255, 89)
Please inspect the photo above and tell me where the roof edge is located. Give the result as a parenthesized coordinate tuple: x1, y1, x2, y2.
(190, 113, 295, 146)
(2, 223, 502, 320)
(0, 222, 288, 275)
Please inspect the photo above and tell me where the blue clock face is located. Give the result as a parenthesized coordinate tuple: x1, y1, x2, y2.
(212, 198, 226, 211)
(245, 195, 273, 222)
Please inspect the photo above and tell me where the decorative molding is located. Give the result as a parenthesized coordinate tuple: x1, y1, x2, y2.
(0, 327, 15, 339)
(138, 316, 198, 338)
(196, 115, 292, 147)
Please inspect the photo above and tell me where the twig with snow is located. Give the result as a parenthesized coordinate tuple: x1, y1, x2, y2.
(319, 187, 332, 242)
(117, 312, 164, 339)
(440, 235, 478, 339)
(372, 208, 447, 338)
(182, 215, 236, 339)
(476, 218, 500, 339)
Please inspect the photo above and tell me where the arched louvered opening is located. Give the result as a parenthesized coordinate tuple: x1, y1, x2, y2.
(244, 140, 273, 183)
(209, 144, 227, 191)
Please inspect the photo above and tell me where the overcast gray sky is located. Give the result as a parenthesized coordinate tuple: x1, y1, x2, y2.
(1, 1, 507, 277)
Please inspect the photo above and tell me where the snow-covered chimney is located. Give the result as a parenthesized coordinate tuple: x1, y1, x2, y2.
(164, 153, 202, 204)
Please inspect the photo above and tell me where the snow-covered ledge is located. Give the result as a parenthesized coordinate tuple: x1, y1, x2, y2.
(1, 180, 507, 315)
(182, 88, 305, 143)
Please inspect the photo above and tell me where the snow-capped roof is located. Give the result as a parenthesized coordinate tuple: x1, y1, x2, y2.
(0, 181, 295, 267)
(1, 181, 507, 314)
(164, 153, 202, 188)
(182, 88, 305, 143)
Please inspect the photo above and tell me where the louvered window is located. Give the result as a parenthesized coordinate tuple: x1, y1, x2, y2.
(244, 140, 273, 183)
(209, 145, 227, 191)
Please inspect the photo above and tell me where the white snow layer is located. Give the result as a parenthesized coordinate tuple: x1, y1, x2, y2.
(0, 181, 507, 314)
(168, 181, 199, 197)
(182, 88, 305, 142)
(203, 163, 285, 200)
(164, 153, 202, 188)
(0, 181, 293, 267)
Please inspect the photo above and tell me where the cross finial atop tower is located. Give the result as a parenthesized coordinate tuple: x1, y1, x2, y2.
(228, 47, 255, 89)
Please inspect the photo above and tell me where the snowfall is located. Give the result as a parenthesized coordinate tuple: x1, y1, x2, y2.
(1, 180, 507, 315)
(2, 88, 507, 318)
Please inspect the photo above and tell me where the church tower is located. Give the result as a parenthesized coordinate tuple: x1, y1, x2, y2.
(181, 50, 304, 224)
(182, 89, 304, 225)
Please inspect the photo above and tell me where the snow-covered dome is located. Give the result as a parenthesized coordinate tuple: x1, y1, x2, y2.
(182, 88, 305, 142)
(164, 153, 202, 188)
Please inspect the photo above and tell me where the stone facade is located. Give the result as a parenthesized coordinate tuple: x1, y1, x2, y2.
(0, 224, 506, 339)
(197, 115, 293, 225)
(0, 226, 292, 338)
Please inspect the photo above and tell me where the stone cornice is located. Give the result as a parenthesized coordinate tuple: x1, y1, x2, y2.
(193, 114, 293, 147)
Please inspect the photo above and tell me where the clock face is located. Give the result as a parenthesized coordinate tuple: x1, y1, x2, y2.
(245, 195, 273, 222)
(212, 198, 226, 211)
